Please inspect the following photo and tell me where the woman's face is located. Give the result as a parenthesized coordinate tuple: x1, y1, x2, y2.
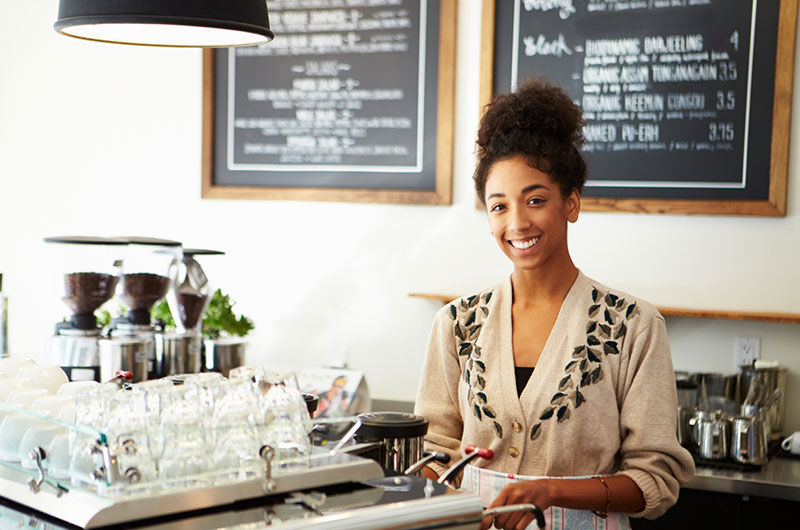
(484, 155, 580, 273)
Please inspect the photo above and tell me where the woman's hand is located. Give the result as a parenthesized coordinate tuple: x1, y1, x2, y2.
(479, 479, 555, 530)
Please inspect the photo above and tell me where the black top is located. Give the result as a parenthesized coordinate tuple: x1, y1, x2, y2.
(515, 367, 535, 397)
(356, 412, 428, 440)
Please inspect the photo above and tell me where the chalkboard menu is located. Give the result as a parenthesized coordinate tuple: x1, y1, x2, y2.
(203, 0, 456, 204)
(481, 0, 797, 215)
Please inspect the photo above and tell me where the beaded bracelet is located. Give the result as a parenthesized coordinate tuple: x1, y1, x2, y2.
(592, 475, 610, 519)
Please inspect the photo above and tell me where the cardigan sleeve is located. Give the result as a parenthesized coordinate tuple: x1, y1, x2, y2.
(413, 306, 464, 477)
(614, 310, 695, 519)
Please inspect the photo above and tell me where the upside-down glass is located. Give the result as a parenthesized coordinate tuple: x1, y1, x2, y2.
(258, 370, 312, 469)
(210, 378, 261, 475)
(157, 383, 210, 484)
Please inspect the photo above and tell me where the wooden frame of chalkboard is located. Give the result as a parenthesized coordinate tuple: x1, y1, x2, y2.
(480, 0, 797, 216)
(202, 0, 456, 205)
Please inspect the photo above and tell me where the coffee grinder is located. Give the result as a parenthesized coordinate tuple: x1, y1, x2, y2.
(42, 236, 126, 381)
(160, 248, 224, 376)
(99, 237, 181, 382)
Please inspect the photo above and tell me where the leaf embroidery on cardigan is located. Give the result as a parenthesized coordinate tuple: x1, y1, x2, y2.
(449, 288, 501, 438)
(532, 285, 639, 441)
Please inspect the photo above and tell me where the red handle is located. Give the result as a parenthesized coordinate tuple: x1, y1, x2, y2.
(114, 370, 133, 380)
(465, 445, 494, 460)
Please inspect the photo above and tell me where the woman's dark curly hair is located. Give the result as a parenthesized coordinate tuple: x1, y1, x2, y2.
(474, 78, 587, 204)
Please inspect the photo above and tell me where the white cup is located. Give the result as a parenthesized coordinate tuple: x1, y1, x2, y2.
(31, 395, 74, 418)
(47, 433, 71, 479)
(0, 414, 48, 462)
(0, 378, 32, 401)
(57, 380, 98, 396)
(782, 431, 800, 454)
(19, 424, 62, 470)
(0, 358, 34, 377)
(5, 388, 50, 409)
(17, 364, 68, 394)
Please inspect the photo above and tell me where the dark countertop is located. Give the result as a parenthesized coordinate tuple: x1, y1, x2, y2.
(687, 455, 800, 502)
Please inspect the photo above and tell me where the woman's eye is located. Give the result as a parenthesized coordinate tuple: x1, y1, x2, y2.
(528, 197, 545, 205)
(489, 203, 505, 212)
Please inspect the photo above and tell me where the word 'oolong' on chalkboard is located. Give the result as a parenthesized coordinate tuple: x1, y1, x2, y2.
(203, 0, 457, 206)
(482, 0, 797, 216)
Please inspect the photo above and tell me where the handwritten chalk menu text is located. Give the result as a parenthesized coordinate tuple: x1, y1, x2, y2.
(212, 0, 443, 192)
(492, 0, 783, 201)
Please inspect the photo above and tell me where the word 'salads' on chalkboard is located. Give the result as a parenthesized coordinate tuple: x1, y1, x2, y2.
(481, 0, 798, 216)
(203, 0, 456, 205)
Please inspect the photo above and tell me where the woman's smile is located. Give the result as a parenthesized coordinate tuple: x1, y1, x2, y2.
(509, 236, 540, 250)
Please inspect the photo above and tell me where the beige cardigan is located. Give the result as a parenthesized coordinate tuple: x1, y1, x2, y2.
(414, 271, 694, 519)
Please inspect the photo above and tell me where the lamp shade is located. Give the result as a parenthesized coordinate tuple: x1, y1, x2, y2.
(54, 0, 274, 47)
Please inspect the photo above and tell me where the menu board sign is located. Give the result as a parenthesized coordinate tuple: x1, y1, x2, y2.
(203, 0, 456, 204)
(483, 0, 796, 215)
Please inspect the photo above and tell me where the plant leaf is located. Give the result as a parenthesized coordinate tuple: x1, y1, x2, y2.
(493, 421, 503, 438)
(604, 341, 620, 355)
(556, 405, 570, 422)
(540, 407, 555, 420)
(482, 406, 497, 419)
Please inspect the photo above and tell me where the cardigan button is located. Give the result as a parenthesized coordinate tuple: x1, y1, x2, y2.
(512, 421, 522, 433)
(508, 446, 520, 458)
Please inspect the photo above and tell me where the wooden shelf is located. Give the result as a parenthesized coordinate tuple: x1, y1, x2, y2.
(657, 307, 800, 324)
(409, 293, 800, 324)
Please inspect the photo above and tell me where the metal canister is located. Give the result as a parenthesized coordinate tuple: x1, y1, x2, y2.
(202, 338, 246, 377)
(355, 412, 428, 474)
(99, 335, 152, 383)
(739, 366, 787, 434)
(155, 331, 202, 377)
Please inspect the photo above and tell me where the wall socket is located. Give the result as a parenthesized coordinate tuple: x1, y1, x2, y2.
(734, 336, 761, 367)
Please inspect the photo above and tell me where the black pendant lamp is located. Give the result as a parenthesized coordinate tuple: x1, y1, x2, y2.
(54, 0, 274, 48)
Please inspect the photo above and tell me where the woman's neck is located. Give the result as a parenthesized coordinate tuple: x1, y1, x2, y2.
(511, 257, 578, 307)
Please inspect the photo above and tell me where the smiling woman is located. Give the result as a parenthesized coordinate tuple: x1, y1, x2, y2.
(414, 78, 695, 530)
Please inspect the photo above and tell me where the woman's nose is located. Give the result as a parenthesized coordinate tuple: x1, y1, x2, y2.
(508, 205, 531, 231)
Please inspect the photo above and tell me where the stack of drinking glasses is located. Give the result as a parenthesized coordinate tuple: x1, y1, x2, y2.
(65, 367, 312, 494)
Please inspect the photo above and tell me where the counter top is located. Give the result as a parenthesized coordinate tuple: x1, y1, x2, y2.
(687, 455, 800, 502)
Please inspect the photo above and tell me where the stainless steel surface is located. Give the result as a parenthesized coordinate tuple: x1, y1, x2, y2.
(689, 457, 800, 502)
(730, 416, 768, 465)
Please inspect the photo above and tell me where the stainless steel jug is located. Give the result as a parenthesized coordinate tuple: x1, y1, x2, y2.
(730, 416, 768, 465)
(696, 416, 731, 460)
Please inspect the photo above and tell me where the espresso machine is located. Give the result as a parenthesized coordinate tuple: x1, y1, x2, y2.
(160, 248, 224, 376)
(42, 236, 127, 382)
(99, 237, 181, 382)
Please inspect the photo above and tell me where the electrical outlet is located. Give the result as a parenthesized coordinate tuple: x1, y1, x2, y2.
(734, 336, 760, 368)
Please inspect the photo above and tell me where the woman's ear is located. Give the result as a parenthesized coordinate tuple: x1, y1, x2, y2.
(566, 189, 580, 223)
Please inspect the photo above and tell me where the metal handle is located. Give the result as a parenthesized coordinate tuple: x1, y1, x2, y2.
(483, 503, 545, 529)
(27, 447, 46, 493)
(437, 445, 494, 487)
(260, 444, 276, 493)
(404, 451, 451, 476)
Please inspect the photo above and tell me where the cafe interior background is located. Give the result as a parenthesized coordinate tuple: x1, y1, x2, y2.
(1, 1, 799, 432)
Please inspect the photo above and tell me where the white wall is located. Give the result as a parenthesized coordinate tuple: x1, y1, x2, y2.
(1, 2, 799, 431)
